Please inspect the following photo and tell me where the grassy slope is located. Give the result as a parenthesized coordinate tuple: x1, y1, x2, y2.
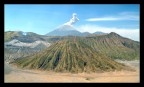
(12, 37, 133, 73)
(5, 31, 139, 60)
(4, 31, 21, 42)
(83, 33, 139, 60)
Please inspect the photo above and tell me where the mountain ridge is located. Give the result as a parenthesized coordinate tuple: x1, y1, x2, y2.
(46, 25, 106, 36)
(5, 31, 139, 63)
(12, 37, 134, 73)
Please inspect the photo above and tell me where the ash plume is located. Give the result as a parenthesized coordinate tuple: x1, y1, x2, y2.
(64, 13, 79, 26)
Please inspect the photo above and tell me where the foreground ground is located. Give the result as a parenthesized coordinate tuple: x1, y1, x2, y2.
(4, 60, 139, 83)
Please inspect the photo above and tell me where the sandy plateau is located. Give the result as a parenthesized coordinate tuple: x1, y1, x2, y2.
(4, 60, 139, 83)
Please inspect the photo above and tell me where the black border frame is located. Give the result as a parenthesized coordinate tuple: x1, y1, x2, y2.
(1, 0, 143, 86)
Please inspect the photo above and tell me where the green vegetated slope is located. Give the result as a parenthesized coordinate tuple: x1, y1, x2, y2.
(83, 32, 140, 60)
(12, 36, 135, 73)
(4, 31, 64, 43)
(5, 31, 21, 42)
(4, 31, 45, 42)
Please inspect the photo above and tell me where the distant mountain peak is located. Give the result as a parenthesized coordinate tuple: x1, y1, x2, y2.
(110, 32, 118, 34)
(93, 31, 107, 35)
(109, 32, 120, 37)
(57, 25, 76, 31)
(46, 25, 82, 36)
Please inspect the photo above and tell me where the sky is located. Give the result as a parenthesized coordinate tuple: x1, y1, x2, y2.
(4, 4, 140, 41)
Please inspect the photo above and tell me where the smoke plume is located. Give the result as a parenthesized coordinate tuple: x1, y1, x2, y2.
(64, 13, 79, 26)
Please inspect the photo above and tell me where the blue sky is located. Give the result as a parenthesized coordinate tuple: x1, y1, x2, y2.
(4, 4, 140, 41)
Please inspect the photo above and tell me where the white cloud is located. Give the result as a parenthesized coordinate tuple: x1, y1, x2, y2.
(119, 12, 139, 16)
(86, 12, 139, 21)
(86, 17, 119, 21)
(76, 24, 139, 41)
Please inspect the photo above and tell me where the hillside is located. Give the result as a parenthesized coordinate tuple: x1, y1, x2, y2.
(45, 32, 140, 60)
(84, 32, 140, 60)
(5, 39, 51, 63)
(5, 31, 139, 62)
(11, 36, 135, 73)
(4, 31, 46, 42)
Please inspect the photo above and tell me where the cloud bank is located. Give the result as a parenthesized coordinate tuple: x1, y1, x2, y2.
(86, 12, 139, 21)
(76, 24, 139, 41)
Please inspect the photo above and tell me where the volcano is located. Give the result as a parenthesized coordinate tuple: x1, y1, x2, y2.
(11, 35, 136, 73)
(46, 25, 83, 36)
